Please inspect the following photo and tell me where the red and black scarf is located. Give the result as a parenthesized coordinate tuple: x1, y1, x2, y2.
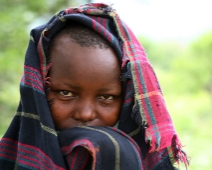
(0, 3, 188, 170)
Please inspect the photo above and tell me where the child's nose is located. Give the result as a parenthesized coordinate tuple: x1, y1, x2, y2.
(72, 100, 97, 122)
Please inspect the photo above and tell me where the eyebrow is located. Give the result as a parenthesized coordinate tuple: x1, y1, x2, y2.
(58, 83, 82, 90)
(97, 86, 120, 93)
(59, 83, 120, 92)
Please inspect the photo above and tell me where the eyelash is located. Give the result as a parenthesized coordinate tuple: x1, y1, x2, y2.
(58, 90, 115, 100)
(59, 90, 75, 97)
(98, 95, 114, 100)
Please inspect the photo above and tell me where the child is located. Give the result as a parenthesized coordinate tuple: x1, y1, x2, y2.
(0, 3, 188, 170)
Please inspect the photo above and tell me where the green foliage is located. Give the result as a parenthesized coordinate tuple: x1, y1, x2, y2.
(189, 32, 212, 96)
(0, 0, 91, 136)
(139, 36, 186, 70)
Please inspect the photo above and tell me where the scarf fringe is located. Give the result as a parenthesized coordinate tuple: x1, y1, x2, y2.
(169, 135, 189, 170)
(146, 132, 189, 169)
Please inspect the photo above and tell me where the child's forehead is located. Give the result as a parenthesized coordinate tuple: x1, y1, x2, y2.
(49, 22, 110, 51)
(48, 35, 122, 97)
(49, 35, 120, 76)
(48, 21, 122, 65)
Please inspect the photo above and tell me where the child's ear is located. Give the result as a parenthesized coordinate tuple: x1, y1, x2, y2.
(45, 62, 52, 87)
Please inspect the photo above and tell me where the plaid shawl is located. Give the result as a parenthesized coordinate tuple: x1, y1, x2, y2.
(58, 126, 142, 170)
(0, 3, 188, 170)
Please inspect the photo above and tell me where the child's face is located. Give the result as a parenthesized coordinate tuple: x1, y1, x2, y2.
(47, 34, 122, 130)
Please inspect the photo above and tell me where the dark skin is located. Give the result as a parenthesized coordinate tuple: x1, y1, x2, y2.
(47, 34, 122, 130)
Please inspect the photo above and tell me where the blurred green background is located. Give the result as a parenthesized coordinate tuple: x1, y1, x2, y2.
(0, 0, 211, 169)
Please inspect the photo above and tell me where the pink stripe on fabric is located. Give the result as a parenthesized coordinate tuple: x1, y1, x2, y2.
(24, 73, 43, 88)
(81, 152, 90, 170)
(24, 65, 42, 76)
(70, 147, 80, 170)
(61, 139, 96, 168)
(102, 18, 107, 38)
(1, 141, 17, 150)
(18, 159, 40, 169)
(21, 79, 44, 92)
(1, 138, 64, 170)
(0, 154, 16, 163)
(1, 146, 40, 169)
(2, 141, 51, 169)
(91, 16, 97, 34)
(19, 156, 49, 169)
(123, 98, 133, 104)
(97, 17, 101, 33)
(24, 70, 42, 82)
(23, 74, 42, 87)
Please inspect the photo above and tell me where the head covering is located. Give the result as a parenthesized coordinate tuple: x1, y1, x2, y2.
(0, 3, 188, 170)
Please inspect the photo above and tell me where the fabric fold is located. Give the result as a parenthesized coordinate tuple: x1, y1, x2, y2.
(58, 126, 143, 170)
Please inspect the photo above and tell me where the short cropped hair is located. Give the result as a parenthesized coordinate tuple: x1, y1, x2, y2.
(49, 21, 110, 55)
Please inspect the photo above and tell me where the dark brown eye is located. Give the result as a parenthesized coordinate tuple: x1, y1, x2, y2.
(99, 95, 114, 100)
(59, 90, 74, 97)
